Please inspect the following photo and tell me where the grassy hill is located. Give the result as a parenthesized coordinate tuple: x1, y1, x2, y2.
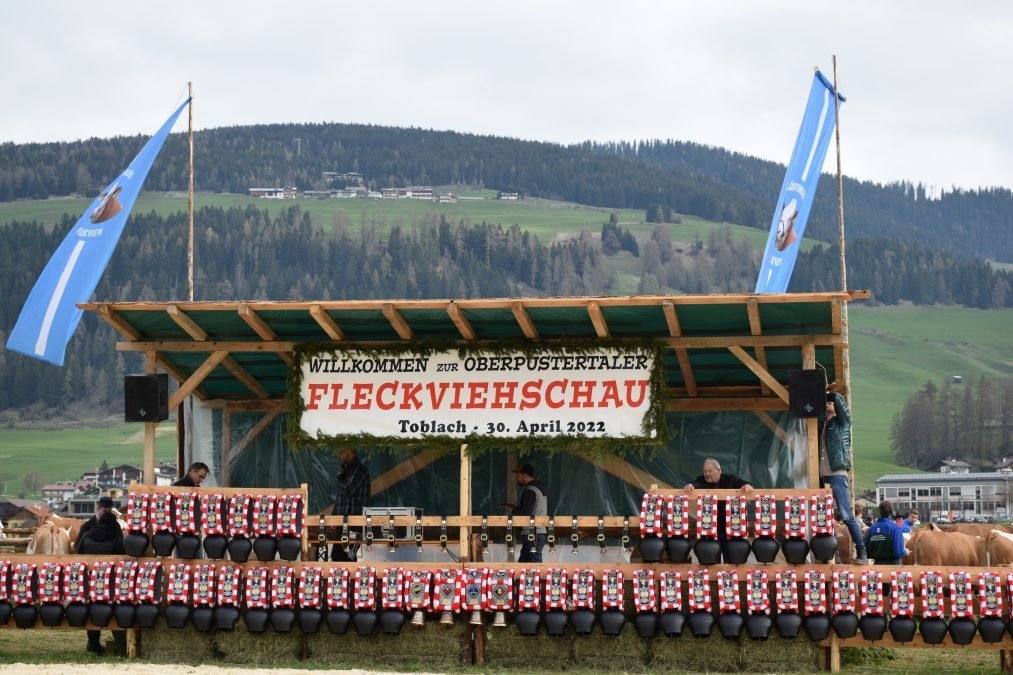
(848, 304, 1013, 492)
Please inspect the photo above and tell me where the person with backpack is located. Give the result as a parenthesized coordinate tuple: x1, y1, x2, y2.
(76, 511, 126, 655)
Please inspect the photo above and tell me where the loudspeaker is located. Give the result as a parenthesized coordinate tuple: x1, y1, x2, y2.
(789, 369, 826, 418)
(125, 374, 169, 422)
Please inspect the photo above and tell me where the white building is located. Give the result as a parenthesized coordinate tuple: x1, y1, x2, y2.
(876, 472, 1013, 520)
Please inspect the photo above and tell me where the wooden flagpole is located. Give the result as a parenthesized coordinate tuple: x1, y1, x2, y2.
(187, 82, 195, 302)
(831, 56, 856, 514)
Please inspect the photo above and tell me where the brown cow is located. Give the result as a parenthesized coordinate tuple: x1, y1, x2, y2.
(904, 526, 981, 566)
(942, 523, 1013, 537)
(26, 521, 73, 555)
(985, 530, 1013, 565)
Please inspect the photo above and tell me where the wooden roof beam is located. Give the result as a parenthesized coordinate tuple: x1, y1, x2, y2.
(747, 298, 771, 397)
(663, 299, 697, 397)
(511, 302, 539, 339)
(727, 345, 789, 404)
(447, 303, 477, 341)
(167, 304, 207, 340)
(382, 303, 413, 340)
(582, 453, 672, 491)
(754, 410, 790, 444)
(587, 301, 610, 338)
(310, 304, 345, 341)
(221, 356, 270, 399)
(168, 350, 229, 409)
(97, 304, 141, 341)
(238, 304, 294, 366)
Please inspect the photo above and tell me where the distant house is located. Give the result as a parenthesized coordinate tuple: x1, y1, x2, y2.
(249, 187, 285, 199)
(937, 458, 972, 474)
(995, 457, 1013, 474)
(437, 192, 458, 204)
(98, 464, 143, 486)
(367, 190, 383, 199)
(381, 188, 400, 200)
(40, 481, 78, 506)
(405, 186, 434, 201)
(497, 191, 519, 200)
(303, 190, 333, 199)
(0, 499, 49, 528)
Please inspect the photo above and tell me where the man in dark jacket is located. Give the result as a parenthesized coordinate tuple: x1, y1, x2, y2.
(75, 496, 115, 552)
(77, 512, 126, 655)
(173, 462, 209, 487)
(331, 449, 370, 562)
(505, 464, 548, 563)
(864, 500, 907, 564)
(683, 459, 752, 555)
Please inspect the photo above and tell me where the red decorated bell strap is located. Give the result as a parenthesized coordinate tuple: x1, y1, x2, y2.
(245, 566, 270, 609)
(126, 492, 149, 533)
(696, 494, 719, 539)
(201, 493, 226, 536)
(381, 566, 405, 610)
(659, 570, 681, 611)
(271, 566, 296, 608)
(602, 569, 624, 609)
(832, 571, 856, 613)
(517, 568, 541, 611)
(754, 494, 777, 537)
(433, 568, 463, 612)
(193, 563, 217, 607)
(775, 570, 798, 612)
(11, 563, 36, 604)
(299, 566, 323, 609)
(149, 492, 174, 533)
(276, 495, 303, 536)
(640, 492, 664, 537)
(228, 494, 252, 537)
(746, 570, 770, 615)
(217, 565, 243, 607)
(633, 569, 657, 613)
(462, 567, 487, 610)
(718, 570, 740, 614)
(665, 494, 690, 537)
(135, 562, 162, 603)
(38, 562, 63, 603)
(860, 571, 884, 615)
(404, 569, 433, 611)
(919, 571, 945, 619)
(0, 560, 9, 601)
(353, 566, 377, 610)
(688, 569, 711, 612)
(804, 570, 827, 615)
(890, 571, 915, 617)
(543, 568, 568, 610)
(810, 493, 836, 535)
(571, 568, 595, 610)
(784, 496, 808, 539)
(485, 568, 514, 612)
(325, 567, 350, 610)
(64, 562, 88, 603)
(89, 561, 115, 603)
(175, 492, 198, 534)
(252, 494, 277, 537)
(726, 495, 749, 538)
(166, 563, 191, 603)
(949, 571, 974, 619)
(113, 561, 139, 604)
(980, 572, 1004, 618)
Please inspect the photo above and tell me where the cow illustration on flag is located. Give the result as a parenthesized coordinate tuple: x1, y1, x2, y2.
(6, 98, 190, 365)
(755, 71, 844, 294)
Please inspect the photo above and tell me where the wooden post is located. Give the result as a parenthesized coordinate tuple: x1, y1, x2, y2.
(300, 482, 310, 560)
(505, 448, 517, 509)
(460, 444, 471, 561)
(143, 351, 158, 485)
(220, 410, 232, 486)
(126, 626, 138, 658)
(802, 343, 820, 488)
(826, 633, 840, 672)
(1001, 649, 1013, 673)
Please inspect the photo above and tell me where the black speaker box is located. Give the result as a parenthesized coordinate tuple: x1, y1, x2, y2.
(125, 373, 169, 422)
(788, 369, 826, 418)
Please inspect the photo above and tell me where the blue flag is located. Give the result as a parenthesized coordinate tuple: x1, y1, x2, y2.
(5, 98, 190, 365)
(755, 72, 844, 294)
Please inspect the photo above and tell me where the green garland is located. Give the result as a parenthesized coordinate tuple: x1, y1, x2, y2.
(284, 339, 670, 460)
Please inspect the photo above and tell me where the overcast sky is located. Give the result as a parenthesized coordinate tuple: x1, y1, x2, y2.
(3, 1, 1011, 191)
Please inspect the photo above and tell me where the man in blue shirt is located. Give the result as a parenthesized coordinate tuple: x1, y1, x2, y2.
(901, 509, 919, 533)
(864, 500, 907, 564)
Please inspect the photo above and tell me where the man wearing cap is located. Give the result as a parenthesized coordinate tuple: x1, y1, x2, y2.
(505, 464, 548, 563)
(75, 495, 115, 552)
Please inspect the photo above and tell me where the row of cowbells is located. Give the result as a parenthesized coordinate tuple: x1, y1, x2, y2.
(638, 533, 837, 565)
(123, 531, 302, 561)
